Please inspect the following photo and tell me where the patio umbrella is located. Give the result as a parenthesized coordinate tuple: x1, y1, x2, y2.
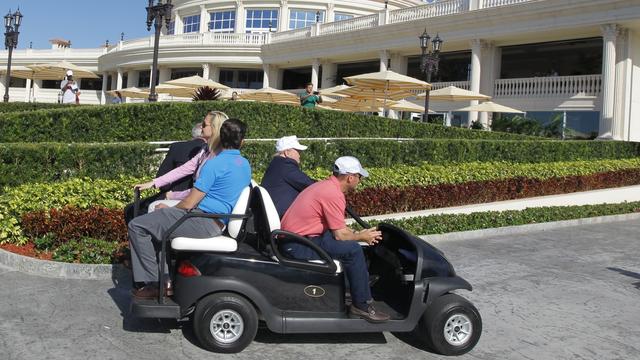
(455, 101, 524, 114)
(238, 87, 299, 104)
(328, 97, 397, 112)
(27, 60, 99, 79)
(344, 70, 430, 92)
(152, 84, 195, 98)
(107, 87, 148, 99)
(0, 65, 36, 79)
(165, 75, 230, 90)
(333, 85, 415, 101)
(417, 86, 491, 101)
(318, 84, 350, 97)
(389, 99, 436, 113)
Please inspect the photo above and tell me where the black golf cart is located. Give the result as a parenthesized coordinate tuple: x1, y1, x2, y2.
(130, 185, 482, 355)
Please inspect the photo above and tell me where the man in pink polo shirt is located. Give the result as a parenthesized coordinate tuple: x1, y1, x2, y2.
(280, 156, 390, 322)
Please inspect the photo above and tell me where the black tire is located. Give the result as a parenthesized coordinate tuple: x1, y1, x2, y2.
(193, 292, 258, 353)
(414, 293, 482, 356)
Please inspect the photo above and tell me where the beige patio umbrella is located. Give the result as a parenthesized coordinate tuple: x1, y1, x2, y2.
(165, 75, 230, 90)
(333, 85, 415, 101)
(27, 60, 98, 79)
(328, 97, 397, 112)
(152, 84, 195, 98)
(455, 101, 524, 114)
(389, 99, 436, 113)
(417, 86, 491, 101)
(344, 70, 430, 92)
(238, 87, 299, 104)
(318, 84, 350, 97)
(0, 65, 36, 79)
(107, 87, 148, 99)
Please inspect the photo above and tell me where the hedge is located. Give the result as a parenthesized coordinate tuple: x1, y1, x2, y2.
(3, 140, 639, 187)
(366, 202, 640, 235)
(0, 102, 73, 113)
(0, 101, 533, 142)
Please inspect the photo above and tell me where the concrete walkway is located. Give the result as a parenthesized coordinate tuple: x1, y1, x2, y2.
(351, 184, 640, 223)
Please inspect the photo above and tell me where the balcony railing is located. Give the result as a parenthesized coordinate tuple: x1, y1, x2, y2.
(115, 32, 266, 52)
(318, 14, 379, 36)
(494, 75, 602, 98)
(431, 81, 471, 90)
(481, 0, 533, 9)
(388, 0, 470, 24)
(270, 27, 312, 43)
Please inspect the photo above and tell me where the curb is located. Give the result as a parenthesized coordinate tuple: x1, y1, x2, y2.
(0, 248, 129, 281)
(420, 212, 640, 243)
(1, 212, 639, 280)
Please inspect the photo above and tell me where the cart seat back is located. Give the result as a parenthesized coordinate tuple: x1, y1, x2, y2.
(171, 185, 252, 252)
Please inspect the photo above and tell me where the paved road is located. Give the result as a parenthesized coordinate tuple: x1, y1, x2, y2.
(1, 219, 639, 360)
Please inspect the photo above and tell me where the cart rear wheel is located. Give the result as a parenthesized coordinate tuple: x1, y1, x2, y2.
(193, 292, 258, 353)
(414, 293, 482, 356)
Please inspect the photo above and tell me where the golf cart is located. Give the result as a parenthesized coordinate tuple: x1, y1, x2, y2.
(130, 185, 482, 355)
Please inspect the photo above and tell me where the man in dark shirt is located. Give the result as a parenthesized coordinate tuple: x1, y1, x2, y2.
(261, 136, 315, 218)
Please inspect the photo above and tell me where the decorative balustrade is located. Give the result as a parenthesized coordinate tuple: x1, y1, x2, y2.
(494, 75, 602, 98)
(389, 0, 469, 24)
(431, 81, 471, 90)
(117, 32, 266, 51)
(319, 14, 379, 36)
(270, 27, 312, 43)
(481, 0, 533, 9)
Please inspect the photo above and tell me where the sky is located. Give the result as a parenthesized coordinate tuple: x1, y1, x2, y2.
(4, 0, 153, 49)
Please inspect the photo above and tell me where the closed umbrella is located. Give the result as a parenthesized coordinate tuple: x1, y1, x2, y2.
(455, 101, 524, 114)
(27, 60, 98, 79)
(238, 87, 299, 104)
(165, 75, 230, 90)
(417, 86, 491, 101)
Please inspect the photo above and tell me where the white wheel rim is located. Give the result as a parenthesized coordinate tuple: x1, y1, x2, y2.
(443, 313, 473, 346)
(209, 309, 244, 344)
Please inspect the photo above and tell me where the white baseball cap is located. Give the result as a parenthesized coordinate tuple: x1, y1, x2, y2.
(66, 70, 73, 76)
(333, 156, 369, 178)
(275, 135, 308, 152)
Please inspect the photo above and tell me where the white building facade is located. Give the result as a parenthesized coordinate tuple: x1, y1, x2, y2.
(2, 0, 640, 141)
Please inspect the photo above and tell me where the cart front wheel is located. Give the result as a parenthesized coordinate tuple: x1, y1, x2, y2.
(193, 292, 258, 353)
(414, 293, 482, 356)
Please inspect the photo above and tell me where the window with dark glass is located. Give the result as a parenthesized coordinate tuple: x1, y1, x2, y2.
(41, 80, 62, 89)
(237, 70, 263, 89)
(80, 76, 103, 91)
(183, 14, 201, 33)
(9, 77, 27, 88)
(245, 9, 278, 33)
(170, 68, 202, 80)
(209, 10, 235, 33)
(167, 21, 175, 35)
(219, 70, 234, 87)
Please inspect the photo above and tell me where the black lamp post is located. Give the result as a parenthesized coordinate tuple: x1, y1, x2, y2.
(146, 0, 173, 102)
(419, 29, 443, 121)
(3, 9, 23, 103)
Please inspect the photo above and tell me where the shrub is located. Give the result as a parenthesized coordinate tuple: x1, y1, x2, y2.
(0, 102, 73, 113)
(3, 140, 639, 187)
(52, 237, 122, 264)
(0, 101, 532, 142)
(365, 202, 640, 235)
(21, 206, 128, 246)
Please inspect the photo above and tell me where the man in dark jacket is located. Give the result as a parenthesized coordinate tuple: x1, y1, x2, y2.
(261, 136, 315, 218)
(124, 123, 207, 224)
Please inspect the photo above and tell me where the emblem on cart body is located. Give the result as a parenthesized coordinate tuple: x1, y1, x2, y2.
(304, 285, 325, 298)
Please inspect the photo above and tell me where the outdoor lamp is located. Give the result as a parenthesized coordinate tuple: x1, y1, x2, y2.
(4, 9, 23, 102)
(432, 33, 443, 53)
(4, 11, 12, 29)
(419, 29, 443, 122)
(419, 29, 430, 51)
(146, 0, 174, 102)
(13, 9, 22, 28)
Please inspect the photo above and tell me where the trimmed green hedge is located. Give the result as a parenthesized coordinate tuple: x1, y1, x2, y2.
(2, 139, 639, 187)
(0, 102, 73, 113)
(0, 101, 533, 142)
(368, 202, 640, 235)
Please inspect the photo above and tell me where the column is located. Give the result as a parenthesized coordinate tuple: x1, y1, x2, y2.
(614, 28, 630, 140)
(390, 54, 408, 74)
(479, 41, 496, 127)
(127, 70, 139, 88)
(469, 39, 483, 126)
(200, 5, 209, 33)
(24, 78, 32, 102)
(159, 67, 171, 83)
(599, 24, 619, 139)
(235, 1, 245, 34)
(379, 50, 390, 72)
(202, 63, 210, 80)
(210, 65, 220, 82)
(321, 61, 337, 88)
(311, 59, 320, 90)
(263, 64, 271, 88)
(101, 72, 109, 104)
(174, 11, 184, 35)
(279, 0, 289, 32)
(32, 80, 42, 103)
(116, 69, 124, 89)
(327, 2, 335, 22)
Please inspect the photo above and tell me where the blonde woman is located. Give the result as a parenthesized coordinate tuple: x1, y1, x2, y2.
(134, 111, 229, 211)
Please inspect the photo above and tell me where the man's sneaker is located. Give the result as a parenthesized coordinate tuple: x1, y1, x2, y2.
(350, 304, 391, 323)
